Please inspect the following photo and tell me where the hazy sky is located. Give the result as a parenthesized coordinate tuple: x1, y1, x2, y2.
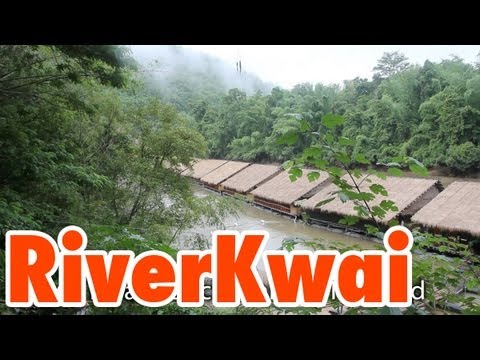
(181, 45, 480, 89)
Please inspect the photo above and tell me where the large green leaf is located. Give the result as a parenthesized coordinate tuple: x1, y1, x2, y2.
(352, 169, 363, 178)
(303, 146, 322, 158)
(282, 160, 294, 169)
(409, 163, 428, 176)
(276, 131, 299, 145)
(321, 114, 345, 129)
(355, 153, 370, 164)
(356, 192, 375, 201)
(327, 166, 343, 177)
(387, 167, 403, 177)
(339, 136, 356, 146)
(288, 167, 302, 182)
(379, 200, 398, 211)
(299, 119, 311, 132)
(313, 159, 328, 169)
(335, 151, 350, 164)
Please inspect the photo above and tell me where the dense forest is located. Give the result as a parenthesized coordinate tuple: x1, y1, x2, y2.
(140, 48, 480, 174)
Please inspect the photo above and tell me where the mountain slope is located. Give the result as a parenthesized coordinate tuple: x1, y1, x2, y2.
(131, 45, 274, 113)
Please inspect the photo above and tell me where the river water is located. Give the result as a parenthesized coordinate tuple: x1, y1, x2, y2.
(176, 186, 377, 256)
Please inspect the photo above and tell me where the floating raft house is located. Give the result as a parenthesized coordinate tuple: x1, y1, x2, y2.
(301, 175, 441, 225)
(200, 161, 251, 192)
(221, 164, 282, 197)
(411, 181, 480, 238)
(250, 169, 329, 215)
(181, 159, 228, 180)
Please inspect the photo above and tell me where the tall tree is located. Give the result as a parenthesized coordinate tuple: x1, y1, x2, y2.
(373, 51, 410, 79)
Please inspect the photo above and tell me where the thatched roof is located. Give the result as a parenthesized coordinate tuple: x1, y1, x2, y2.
(221, 164, 282, 193)
(181, 159, 228, 179)
(301, 175, 439, 223)
(411, 181, 480, 237)
(200, 161, 251, 185)
(251, 169, 329, 206)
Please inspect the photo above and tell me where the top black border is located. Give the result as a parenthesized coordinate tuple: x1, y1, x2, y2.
(1, 7, 478, 44)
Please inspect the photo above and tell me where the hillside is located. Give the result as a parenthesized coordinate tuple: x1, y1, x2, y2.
(131, 45, 274, 113)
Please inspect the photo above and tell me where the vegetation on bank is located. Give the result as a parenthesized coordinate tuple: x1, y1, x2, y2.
(146, 49, 480, 175)
(0, 45, 237, 314)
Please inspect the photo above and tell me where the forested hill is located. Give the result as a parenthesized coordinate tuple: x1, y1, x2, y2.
(131, 45, 274, 113)
(136, 49, 480, 174)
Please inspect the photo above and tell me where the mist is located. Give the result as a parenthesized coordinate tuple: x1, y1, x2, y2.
(129, 45, 274, 96)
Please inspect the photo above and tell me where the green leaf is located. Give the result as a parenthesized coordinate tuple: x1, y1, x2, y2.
(407, 157, 425, 167)
(352, 169, 363, 178)
(391, 156, 404, 163)
(289, 174, 298, 182)
(387, 167, 403, 177)
(339, 136, 356, 146)
(327, 166, 343, 177)
(370, 183, 388, 196)
(299, 119, 310, 132)
(303, 147, 322, 158)
(321, 114, 345, 129)
(276, 131, 299, 145)
(313, 159, 327, 169)
(388, 219, 400, 227)
(355, 153, 370, 165)
(335, 151, 350, 164)
(315, 197, 335, 208)
(339, 215, 360, 226)
(353, 205, 370, 218)
(356, 192, 375, 201)
(365, 224, 380, 235)
(379, 200, 398, 211)
(324, 133, 334, 144)
(333, 177, 351, 189)
(409, 163, 428, 176)
(289, 167, 302, 181)
(282, 160, 294, 170)
(307, 171, 320, 182)
(371, 205, 387, 218)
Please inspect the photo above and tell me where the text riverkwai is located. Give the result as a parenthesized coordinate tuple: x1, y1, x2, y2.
(5, 225, 416, 308)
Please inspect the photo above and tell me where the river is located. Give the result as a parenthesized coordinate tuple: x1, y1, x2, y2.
(175, 185, 377, 257)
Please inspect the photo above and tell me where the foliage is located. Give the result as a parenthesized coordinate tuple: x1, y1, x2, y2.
(373, 51, 411, 79)
(156, 52, 480, 174)
(0, 45, 237, 315)
(276, 113, 479, 314)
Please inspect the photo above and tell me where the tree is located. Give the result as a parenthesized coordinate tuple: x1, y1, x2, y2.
(445, 142, 480, 173)
(373, 51, 410, 79)
(465, 75, 480, 110)
(0, 45, 132, 237)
